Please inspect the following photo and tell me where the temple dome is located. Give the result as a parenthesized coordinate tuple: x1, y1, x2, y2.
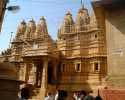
(17, 20, 26, 34)
(36, 16, 48, 35)
(25, 18, 36, 39)
(58, 11, 74, 35)
(28, 18, 36, 32)
(64, 11, 74, 26)
(76, 7, 90, 25)
(75, 7, 90, 31)
(16, 20, 26, 40)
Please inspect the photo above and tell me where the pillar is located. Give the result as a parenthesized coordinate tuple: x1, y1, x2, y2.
(27, 63, 36, 85)
(39, 58, 48, 99)
(19, 63, 26, 81)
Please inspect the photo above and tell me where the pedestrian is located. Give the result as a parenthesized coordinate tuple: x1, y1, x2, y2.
(84, 91, 94, 100)
(73, 91, 81, 100)
(20, 85, 30, 100)
(54, 90, 59, 100)
(55, 90, 68, 100)
(95, 95, 102, 100)
(73, 91, 78, 100)
(80, 91, 86, 100)
(95, 89, 102, 100)
(45, 92, 54, 100)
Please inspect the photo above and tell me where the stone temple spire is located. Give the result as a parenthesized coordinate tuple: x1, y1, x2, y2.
(75, 6, 90, 31)
(64, 11, 74, 27)
(59, 11, 74, 34)
(16, 20, 26, 40)
(36, 16, 48, 38)
(24, 18, 36, 39)
(81, 0, 84, 9)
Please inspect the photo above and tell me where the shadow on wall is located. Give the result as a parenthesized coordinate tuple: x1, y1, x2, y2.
(102, 0, 125, 8)
(106, 7, 125, 35)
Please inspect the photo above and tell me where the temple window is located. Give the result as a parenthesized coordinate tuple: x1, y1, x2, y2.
(75, 63, 81, 72)
(94, 62, 100, 72)
(33, 43, 38, 49)
(76, 34, 80, 40)
(95, 34, 97, 38)
(62, 63, 66, 72)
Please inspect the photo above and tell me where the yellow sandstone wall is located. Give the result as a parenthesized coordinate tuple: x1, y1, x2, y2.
(105, 9, 125, 87)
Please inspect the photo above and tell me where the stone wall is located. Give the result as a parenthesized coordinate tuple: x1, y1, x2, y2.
(100, 89, 125, 100)
(105, 8, 125, 87)
(0, 79, 20, 100)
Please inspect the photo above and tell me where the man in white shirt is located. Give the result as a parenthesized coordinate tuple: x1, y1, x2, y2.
(45, 92, 54, 100)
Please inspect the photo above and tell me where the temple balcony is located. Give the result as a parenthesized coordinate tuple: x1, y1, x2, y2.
(22, 48, 51, 57)
(9, 54, 23, 62)
(88, 52, 107, 58)
(59, 25, 99, 36)
(62, 52, 107, 59)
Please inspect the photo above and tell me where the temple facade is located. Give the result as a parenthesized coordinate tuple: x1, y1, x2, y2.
(10, 7, 107, 99)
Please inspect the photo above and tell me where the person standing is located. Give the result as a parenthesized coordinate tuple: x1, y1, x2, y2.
(84, 91, 94, 100)
(54, 90, 59, 100)
(95, 89, 102, 100)
(73, 91, 81, 100)
(45, 92, 54, 100)
(20, 87, 30, 100)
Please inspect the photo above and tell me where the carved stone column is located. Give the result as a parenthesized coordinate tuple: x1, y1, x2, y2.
(42, 59, 48, 88)
(39, 57, 48, 99)
(19, 63, 27, 81)
(27, 63, 36, 85)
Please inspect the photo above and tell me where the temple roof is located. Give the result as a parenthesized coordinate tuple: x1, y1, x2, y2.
(76, 7, 90, 26)
(63, 11, 74, 26)
(20, 20, 26, 25)
(28, 18, 36, 27)
(36, 16, 48, 35)
(29, 18, 35, 23)
(38, 16, 47, 27)
(16, 20, 27, 36)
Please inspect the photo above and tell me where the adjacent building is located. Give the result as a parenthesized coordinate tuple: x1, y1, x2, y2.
(93, 0, 125, 89)
(92, 0, 125, 99)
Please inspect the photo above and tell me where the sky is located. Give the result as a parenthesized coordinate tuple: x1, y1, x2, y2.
(0, 0, 92, 53)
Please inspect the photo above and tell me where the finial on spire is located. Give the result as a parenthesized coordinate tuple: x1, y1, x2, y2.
(20, 19, 26, 25)
(66, 10, 72, 16)
(40, 16, 45, 20)
(81, 0, 84, 8)
(29, 17, 35, 23)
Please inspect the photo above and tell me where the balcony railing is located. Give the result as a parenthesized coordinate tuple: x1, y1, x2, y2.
(59, 24, 99, 35)
(9, 54, 23, 62)
(22, 48, 50, 57)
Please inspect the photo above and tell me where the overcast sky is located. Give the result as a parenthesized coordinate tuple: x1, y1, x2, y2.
(0, 0, 92, 53)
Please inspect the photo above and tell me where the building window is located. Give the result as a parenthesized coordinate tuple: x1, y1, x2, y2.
(62, 64, 65, 72)
(63, 38, 65, 40)
(76, 34, 80, 40)
(33, 43, 38, 49)
(94, 62, 99, 72)
(75, 63, 81, 72)
(95, 34, 97, 38)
